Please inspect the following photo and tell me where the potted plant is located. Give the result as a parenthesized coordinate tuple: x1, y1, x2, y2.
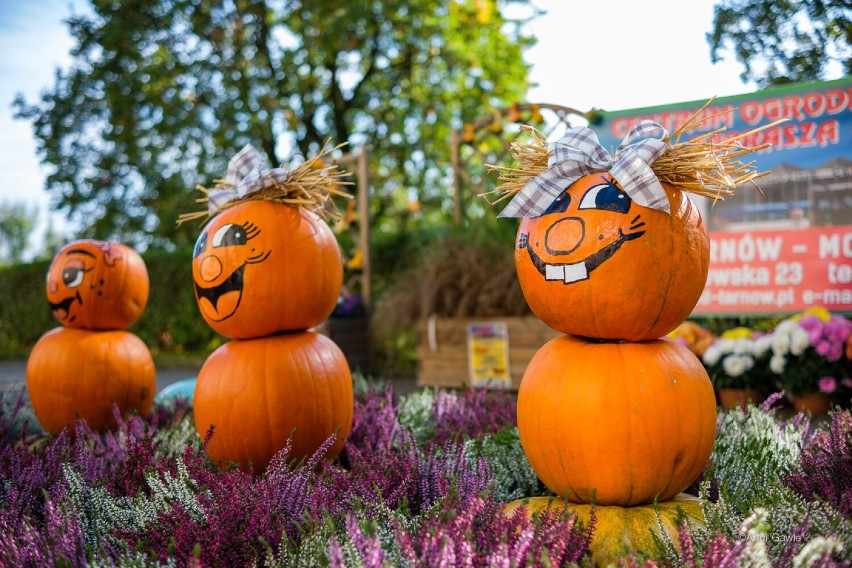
(767, 308, 852, 414)
(701, 327, 772, 409)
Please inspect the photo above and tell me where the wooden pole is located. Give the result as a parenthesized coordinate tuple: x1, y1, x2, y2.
(450, 131, 463, 225)
(357, 149, 372, 312)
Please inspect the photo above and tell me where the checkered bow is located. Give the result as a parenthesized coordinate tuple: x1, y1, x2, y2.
(498, 120, 671, 218)
(206, 145, 290, 215)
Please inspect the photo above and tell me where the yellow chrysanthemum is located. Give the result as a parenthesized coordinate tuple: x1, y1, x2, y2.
(797, 306, 832, 322)
(721, 326, 753, 340)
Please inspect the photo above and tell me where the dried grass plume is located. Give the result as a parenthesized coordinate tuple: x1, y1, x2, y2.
(484, 99, 787, 206)
(178, 140, 353, 225)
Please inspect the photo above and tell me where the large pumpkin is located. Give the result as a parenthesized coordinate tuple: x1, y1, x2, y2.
(505, 494, 704, 566)
(46, 240, 149, 330)
(193, 331, 353, 472)
(192, 200, 343, 339)
(517, 335, 716, 506)
(515, 173, 709, 341)
(26, 327, 156, 433)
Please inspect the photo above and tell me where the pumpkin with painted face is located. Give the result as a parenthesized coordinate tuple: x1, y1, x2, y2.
(515, 172, 709, 341)
(192, 199, 343, 339)
(46, 240, 149, 330)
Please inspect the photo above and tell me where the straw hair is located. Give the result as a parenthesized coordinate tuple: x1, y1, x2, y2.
(484, 98, 787, 205)
(178, 140, 353, 225)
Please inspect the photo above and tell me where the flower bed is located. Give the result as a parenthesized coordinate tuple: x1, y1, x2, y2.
(1, 382, 850, 566)
(672, 308, 852, 409)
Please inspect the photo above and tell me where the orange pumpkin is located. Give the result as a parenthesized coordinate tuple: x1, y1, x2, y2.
(192, 200, 343, 339)
(517, 334, 716, 507)
(193, 331, 353, 472)
(26, 327, 156, 433)
(46, 240, 149, 330)
(515, 173, 709, 341)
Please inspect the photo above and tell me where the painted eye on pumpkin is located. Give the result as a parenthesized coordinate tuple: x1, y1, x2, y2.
(193, 231, 208, 258)
(578, 181, 632, 214)
(61, 260, 90, 288)
(212, 223, 258, 248)
(538, 191, 571, 217)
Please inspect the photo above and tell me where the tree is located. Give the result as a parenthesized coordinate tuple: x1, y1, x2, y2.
(0, 201, 38, 264)
(708, 0, 851, 87)
(15, 0, 534, 249)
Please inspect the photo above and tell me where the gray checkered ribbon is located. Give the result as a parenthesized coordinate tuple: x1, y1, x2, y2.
(207, 145, 290, 215)
(498, 121, 670, 218)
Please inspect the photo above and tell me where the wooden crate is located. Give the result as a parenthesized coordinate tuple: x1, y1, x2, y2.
(416, 316, 559, 389)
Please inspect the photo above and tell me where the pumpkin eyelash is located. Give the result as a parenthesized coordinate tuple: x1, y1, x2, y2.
(241, 222, 260, 240)
(630, 221, 646, 231)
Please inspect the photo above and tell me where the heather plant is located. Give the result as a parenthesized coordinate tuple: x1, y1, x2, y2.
(397, 388, 438, 443)
(391, 494, 592, 567)
(785, 409, 852, 516)
(5, 379, 851, 567)
(0, 500, 87, 567)
(710, 393, 810, 514)
(0, 388, 45, 443)
(464, 426, 548, 502)
(622, 508, 850, 567)
(397, 386, 518, 447)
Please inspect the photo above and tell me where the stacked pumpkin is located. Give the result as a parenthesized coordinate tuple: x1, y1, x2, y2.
(489, 110, 776, 563)
(27, 240, 155, 433)
(182, 144, 353, 472)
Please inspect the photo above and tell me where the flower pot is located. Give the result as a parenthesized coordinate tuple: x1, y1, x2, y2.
(791, 392, 831, 415)
(718, 388, 761, 410)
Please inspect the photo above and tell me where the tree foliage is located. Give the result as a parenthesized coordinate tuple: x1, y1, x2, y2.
(14, 0, 534, 249)
(708, 0, 851, 87)
(0, 201, 38, 264)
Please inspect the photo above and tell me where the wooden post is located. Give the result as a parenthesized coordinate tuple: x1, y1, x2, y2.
(450, 130, 464, 225)
(356, 150, 372, 312)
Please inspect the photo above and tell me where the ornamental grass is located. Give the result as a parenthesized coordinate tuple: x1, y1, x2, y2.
(1, 383, 850, 566)
(483, 98, 787, 206)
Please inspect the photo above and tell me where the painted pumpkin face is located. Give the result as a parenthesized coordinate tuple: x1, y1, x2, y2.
(515, 173, 709, 341)
(192, 200, 343, 339)
(46, 240, 149, 330)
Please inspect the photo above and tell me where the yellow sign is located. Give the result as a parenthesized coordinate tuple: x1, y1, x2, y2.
(467, 322, 511, 388)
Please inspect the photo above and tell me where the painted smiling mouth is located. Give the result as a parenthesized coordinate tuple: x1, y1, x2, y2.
(195, 264, 246, 316)
(49, 291, 82, 322)
(525, 229, 645, 284)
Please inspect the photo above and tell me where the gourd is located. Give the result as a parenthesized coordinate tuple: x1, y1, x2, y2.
(505, 494, 704, 566)
(193, 331, 353, 471)
(191, 199, 343, 339)
(514, 173, 709, 342)
(26, 327, 155, 433)
(46, 239, 149, 330)
(517, 334, 716, 506)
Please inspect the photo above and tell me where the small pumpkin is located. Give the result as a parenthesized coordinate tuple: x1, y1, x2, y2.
(46, 239, 149, 330)
(505, 494, 704, 566)
(26, 327, 156, 433)
(517, 334, 716, 506)
(193, 331, 353, 472)
(515, 173, 709, 341)
(192, 200, 343, 339)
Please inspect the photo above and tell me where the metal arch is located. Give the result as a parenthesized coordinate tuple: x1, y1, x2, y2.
(450, 103, 589, 224)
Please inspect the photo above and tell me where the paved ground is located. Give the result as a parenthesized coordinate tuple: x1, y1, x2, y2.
(0, 359, 419, 402)
(1, 358, 203, 401)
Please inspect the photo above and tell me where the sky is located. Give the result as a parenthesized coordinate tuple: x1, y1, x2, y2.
(0, 0, 764, 258)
